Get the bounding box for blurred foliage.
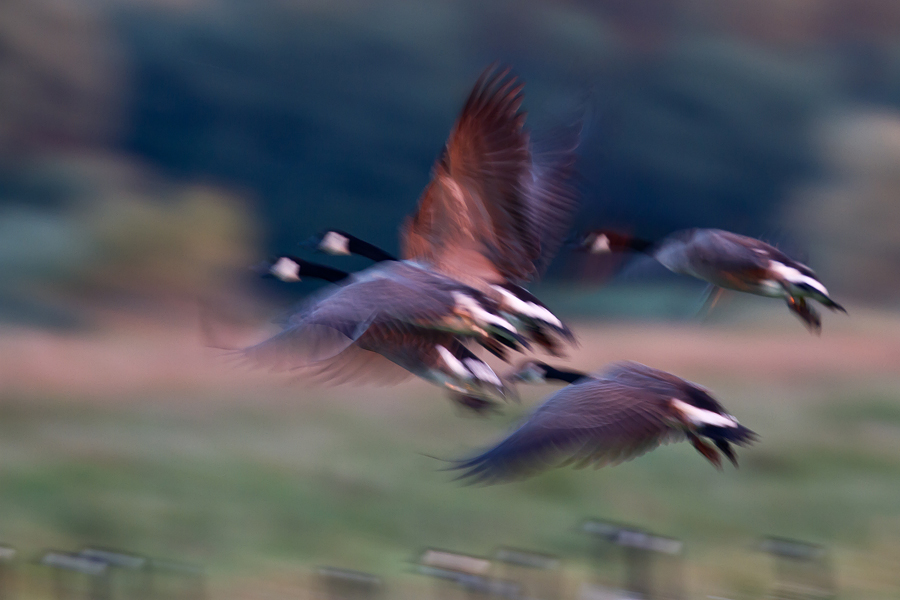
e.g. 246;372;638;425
786;111;900;302
86;179;256;297
2;0;900;296
0;0;125;158
588;38;827;237
1;366;900;598
105;0;900;267
0;155;257;301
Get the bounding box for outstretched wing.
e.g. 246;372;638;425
450;378;680;484
298;342;415;387
526;121;582;275
240;264;472;371
402;66;537;285
304;325;457;386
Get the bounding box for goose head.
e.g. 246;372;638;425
314;230;353;256
255;256;349;283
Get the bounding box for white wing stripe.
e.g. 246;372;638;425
671;399;737;428
769;261;829;295
436;345;471;379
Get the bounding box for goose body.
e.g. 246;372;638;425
452;360;757;484
582;228;845;332
314;230;574;356
255;256;514;410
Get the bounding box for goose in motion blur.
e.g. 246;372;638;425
242;65;578;406
400;66;581;290
309;66;582;355
579;228;845;333
451;360;757;484
252;255;517;412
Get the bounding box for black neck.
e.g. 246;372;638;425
345;235;397;263
586;230;657;254
287;256;350;283
543;365;588;384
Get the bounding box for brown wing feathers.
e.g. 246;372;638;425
402;66;540;284
451;362;756;483
451;379;678;484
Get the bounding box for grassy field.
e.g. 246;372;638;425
1;293;900;599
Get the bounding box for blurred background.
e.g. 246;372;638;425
2;0;900;598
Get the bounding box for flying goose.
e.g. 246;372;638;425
579;228;845;333
451;360;757;484
251;256;516;411
311;66;581;355
407;67;581;352
312;230;574;356
240;66;576;399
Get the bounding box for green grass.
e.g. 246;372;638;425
1;374;900;598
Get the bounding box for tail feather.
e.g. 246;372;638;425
692;422;757;469
698;423;758;447
820;295;847;313
688;434;722;469
713;439;739;468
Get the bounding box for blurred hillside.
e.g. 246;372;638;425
2;0;900;309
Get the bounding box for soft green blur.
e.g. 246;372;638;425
2;305;900;599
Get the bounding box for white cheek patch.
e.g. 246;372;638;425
320;231;351;256
769;261;829;296
464;358;502;387
271;257;301;281
590;234;611;254
491;286;563;328
671;399;737;428
436;345;471;379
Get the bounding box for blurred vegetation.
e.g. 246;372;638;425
1;349;900;599
0;0;124;158
786;111;900;302
2;0;900;299
0;155;257;308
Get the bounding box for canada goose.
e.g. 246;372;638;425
250;256;516;409
579;228;846;333
312;230;574;356
312;66;580;354
407;67;580;352
451;360;757;484
240;66;575;399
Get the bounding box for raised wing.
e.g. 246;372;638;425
525;122;582;275
401;66;538;285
